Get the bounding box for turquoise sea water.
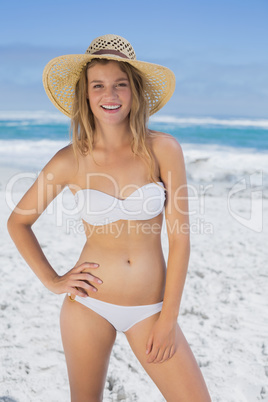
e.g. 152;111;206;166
0;112;267;195
151;124;268;151
1;112;268;151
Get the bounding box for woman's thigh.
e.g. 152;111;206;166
125;313;211;402
60;295;117;402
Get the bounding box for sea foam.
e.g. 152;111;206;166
150;115;268;129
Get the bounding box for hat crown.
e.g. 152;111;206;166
85;34;136;60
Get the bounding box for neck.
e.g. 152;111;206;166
93;120;133;152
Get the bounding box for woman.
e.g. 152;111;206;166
7;34;211;401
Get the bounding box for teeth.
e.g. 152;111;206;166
102;105;121;110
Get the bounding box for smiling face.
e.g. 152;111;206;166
87;60;132;127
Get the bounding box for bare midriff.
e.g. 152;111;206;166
74;212;166;306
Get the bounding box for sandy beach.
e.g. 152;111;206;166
0;165;267;402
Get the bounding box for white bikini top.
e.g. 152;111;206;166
74;181;166;226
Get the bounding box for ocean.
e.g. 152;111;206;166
0;111;267;197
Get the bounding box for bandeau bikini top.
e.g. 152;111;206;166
74;181;166;226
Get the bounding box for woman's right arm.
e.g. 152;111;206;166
7;145;101;297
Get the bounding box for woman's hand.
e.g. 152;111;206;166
48;262;102;297
146;316;178;364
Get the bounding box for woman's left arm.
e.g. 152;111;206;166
146;134;190;363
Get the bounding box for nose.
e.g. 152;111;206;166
104;85;118;99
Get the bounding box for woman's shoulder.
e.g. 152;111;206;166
148;131;186;187
148;130;183;159
42;143;78;180
46;143;75;167
53;143;76;161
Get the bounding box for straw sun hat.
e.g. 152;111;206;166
43;34;176;118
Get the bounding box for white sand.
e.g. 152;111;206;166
0;166;267;402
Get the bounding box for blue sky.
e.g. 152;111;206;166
0;0;267;118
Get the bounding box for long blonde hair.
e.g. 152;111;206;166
71;59;157;182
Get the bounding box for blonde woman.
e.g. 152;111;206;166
7;34;211;401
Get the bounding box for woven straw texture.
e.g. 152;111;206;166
85;34;136;59
43;34;176;118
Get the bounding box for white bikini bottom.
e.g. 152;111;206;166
69;294;163;333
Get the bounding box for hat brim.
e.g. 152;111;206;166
42;54;176;118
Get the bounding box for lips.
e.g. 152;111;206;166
101;104;122;110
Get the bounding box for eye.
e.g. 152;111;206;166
117;82;128;87
93;84;102;89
